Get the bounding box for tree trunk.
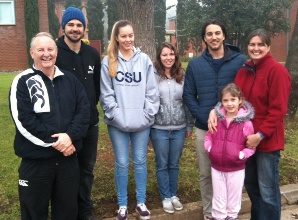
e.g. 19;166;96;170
285;11;298;118
118;0;156;61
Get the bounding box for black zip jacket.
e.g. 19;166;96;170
9;67;90;159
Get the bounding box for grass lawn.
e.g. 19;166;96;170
182;61;188;70
1;71;298;219
0;72;21;219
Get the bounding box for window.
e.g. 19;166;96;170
0;0;15;25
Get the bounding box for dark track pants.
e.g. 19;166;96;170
18;155;79;220
77;125;99;219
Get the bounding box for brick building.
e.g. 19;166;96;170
0;0;49;71
0;0;100;71
167;0;298;63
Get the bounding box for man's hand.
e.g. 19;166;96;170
52;133;72;152
208;109;217;132
62;144;76;157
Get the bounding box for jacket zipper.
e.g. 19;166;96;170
168;78;172;131
247;65;256;101
223;123;228;168
50;78;61;131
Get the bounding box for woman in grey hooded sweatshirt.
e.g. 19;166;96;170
99;20;159;220
151;42;194;214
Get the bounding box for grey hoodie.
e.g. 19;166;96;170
152;72;194;132
100;47;160;132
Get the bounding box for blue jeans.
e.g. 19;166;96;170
244;150;281;220
107;125;150;206
150;128;186;199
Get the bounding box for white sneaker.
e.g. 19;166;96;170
162;198;175;213
135;203;151;220
116;206;128;220
171;196;183;211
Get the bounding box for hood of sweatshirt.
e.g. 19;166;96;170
56;36;81;53
215;100;254;123
118;46;141;61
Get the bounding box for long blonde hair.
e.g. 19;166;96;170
107;20;133;77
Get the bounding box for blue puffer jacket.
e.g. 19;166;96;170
183;44;246;130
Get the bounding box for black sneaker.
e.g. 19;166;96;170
135;203;151;220
116;206;127;220
225;217;236;220
204;216;214;220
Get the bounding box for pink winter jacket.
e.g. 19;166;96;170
204;101;255;172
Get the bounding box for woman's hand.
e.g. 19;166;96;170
246;133;263;148
185;131;192;138
208;109;217;133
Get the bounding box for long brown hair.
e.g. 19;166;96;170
107;20;133;77
154;42;183;83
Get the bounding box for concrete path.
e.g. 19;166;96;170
103;183;298;220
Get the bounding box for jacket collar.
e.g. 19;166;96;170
56;35;86;54
244;52;272;69
203;43;241;61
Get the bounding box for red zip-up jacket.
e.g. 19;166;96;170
234;52;291;152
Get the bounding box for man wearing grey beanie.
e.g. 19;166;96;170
55;6;101;220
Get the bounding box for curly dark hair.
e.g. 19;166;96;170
201;19;227;44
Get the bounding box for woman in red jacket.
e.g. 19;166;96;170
234;29;291;220
209;29;291;220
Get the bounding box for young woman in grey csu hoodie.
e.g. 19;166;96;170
151;42;194;214
99;20;159;220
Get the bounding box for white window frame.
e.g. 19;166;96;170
0;0;16;25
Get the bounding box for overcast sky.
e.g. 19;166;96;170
166;0;177;28
166;0;177;16
166;0;177;7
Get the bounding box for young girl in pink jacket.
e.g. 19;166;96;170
204;83;255;220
